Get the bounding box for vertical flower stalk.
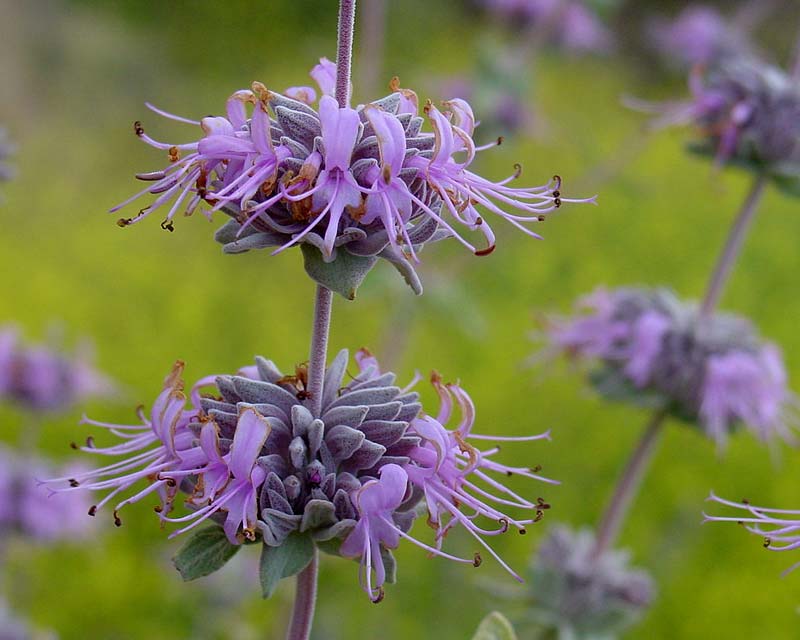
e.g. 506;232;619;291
592;174;769;557
288;3;357;638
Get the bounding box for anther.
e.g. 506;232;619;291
763;538;771;548
69;441;78;450
474;244;496;257
554;198;562;208
519;528;527;535
85;436;95;448
373;587;385;604
532;465;542;473
153;505;163;513
473;552;483;567
161;219;175;232
113;510;122;527
496;136;504;145
133;121;144;136
69;479;79;488
88;505;97;517
117;218;132;228
537;215;546;222
498;518;509;533
168;146;180;163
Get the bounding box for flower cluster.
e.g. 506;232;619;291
0;326;115;413
522;524;654;638
0;127;13;184
49;350;555;601
647;5;752;69
113;59;591;294
639;59;800;191
542;287;799;448
481;0;613;55
0;446;94;542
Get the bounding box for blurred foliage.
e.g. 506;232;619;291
1;0;800;639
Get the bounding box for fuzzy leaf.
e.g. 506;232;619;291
172;525;240;581
259;533;315;598
471;612;519;640
301;244;378;300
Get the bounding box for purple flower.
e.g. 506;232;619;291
57;349;556;600
521;524;654;637
0;446;95;542
543;287;799;448
705;492;800;574
647;5;751;69
633;58;800;185
0;325;116;413
481;0;613;54
112;61;592;294
404;374;557;581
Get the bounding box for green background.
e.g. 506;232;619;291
1;1;799;638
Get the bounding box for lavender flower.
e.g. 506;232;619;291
647;5;752;69
521;524;654;638
112;59;592;295
481;0;613;55
0;446;94;542
0;326;115;413
635;58;800;192
704;492;800;574
51;350;555;601
542;287;799;448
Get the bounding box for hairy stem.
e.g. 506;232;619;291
285;549;320;640
592;411;665;557
335;0;357;108
699;175;767;316
307;285;333;418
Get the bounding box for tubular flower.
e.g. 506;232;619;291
520;524;654;638
542;287;799;448
54;350;556;601
705;492;800;574
112;59;592;294
0;325;115;413
633;58;800;192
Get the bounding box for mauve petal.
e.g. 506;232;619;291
199;422;224;465
426;105;455;166
311;57;337;97
319;96;361;171
340;519;368;557
251;101;275;156
200;116;235;137
364;107;406;175
229;408;270;479
285;86;318;105
198;135;256;157
226;90;252;129
358;463;407;514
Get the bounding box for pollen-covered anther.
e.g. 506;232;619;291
133;121;144;136
473;552;483;567
116;218;132;228
250;81;272;103
168;146;180;163
763;538;772;548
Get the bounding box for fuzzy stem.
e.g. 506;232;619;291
286;549;320;640
699;175;767;316
307;285;333;418
335;0;357;108
592;411;665;557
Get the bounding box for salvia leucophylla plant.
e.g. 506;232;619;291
542;287;798;449
48;350;555;602
53;1;581;636
637;57;800;196
519;524;654;639
112;59;592;298
0;445;94;543
0;325;116;414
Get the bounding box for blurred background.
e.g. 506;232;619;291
1;0;800;638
